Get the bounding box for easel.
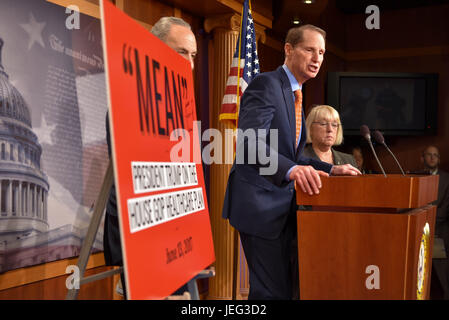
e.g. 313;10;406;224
65;159;215;300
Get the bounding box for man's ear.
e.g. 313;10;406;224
284;43;292;57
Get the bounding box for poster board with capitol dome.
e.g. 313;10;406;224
0;0;108;274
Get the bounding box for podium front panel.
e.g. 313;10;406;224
297;206;436;300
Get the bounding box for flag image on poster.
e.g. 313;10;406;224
220;0;260;128
100;1;214;299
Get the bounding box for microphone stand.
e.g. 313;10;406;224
381;143;405;176
367;139;387;177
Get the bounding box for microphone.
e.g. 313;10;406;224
373;130;405;176
360;125;386;177
360;124;371;141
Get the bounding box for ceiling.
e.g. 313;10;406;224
270;0;449;39
335;0;449;14
271;0;328;38
162;0;237;18
155;0;449;41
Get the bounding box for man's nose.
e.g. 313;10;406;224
181;54;195;70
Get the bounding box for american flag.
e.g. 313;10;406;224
219;0;259;128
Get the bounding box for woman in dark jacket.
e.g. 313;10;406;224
303;105;356;166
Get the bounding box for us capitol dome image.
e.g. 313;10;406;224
0;36;104;274
0;37;66;273
0;38;49;246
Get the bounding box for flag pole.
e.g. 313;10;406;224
231;0;248;301
234;4;245;130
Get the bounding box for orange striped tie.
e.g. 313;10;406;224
294;89;302;148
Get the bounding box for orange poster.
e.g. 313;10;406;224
100;0;215;299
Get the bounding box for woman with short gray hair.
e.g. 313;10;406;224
303;104;356;166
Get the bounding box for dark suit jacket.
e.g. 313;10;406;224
435;169;449;252
302;144;357;167
222;66;332;240
429;169;449;297
103;112;123;266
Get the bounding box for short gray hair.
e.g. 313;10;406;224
306;104;343;145
151;17;192;42
285;24;326;47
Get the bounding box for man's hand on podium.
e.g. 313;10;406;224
289;165;329;195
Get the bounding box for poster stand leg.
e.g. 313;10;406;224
187;267;215;300
166;267;215;300
66;160;114;300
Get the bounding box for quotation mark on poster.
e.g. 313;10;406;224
66;5;80;30
122;43;134;75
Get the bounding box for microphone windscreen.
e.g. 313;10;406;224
360;125;370;139
373;130;385;144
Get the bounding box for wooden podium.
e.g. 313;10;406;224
296;174;438;300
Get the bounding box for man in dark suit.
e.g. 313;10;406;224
422;145;449;299
103;16;197;298
222;24;360;300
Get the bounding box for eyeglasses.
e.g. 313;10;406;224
424;152;439;158
312;121;340;129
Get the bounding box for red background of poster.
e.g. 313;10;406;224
100;0;215;299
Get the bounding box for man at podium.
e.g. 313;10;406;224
222;24;360;300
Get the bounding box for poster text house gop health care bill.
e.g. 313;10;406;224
101;1;215;299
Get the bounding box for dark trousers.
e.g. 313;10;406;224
432;258;449;299
239;211;299;300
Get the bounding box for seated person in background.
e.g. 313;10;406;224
303;105;356;166
352;146;376;174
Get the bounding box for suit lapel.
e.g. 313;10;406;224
277;67;296;153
